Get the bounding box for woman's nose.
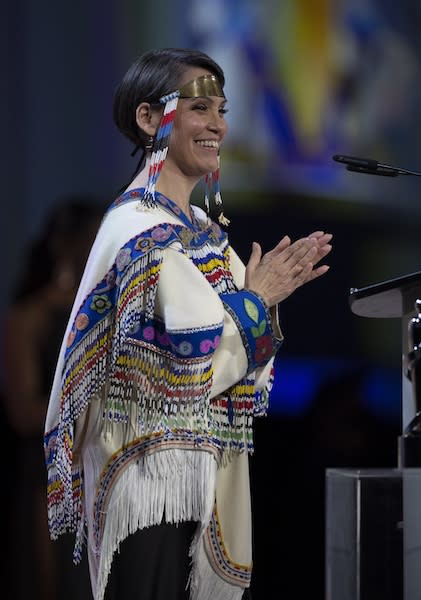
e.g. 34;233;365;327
207;111;226;134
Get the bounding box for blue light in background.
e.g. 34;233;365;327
362;368;402;423
269;355;401;424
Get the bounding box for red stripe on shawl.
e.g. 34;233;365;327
117;272;159;318
63;342;108;396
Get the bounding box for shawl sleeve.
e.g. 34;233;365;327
157;246;282;399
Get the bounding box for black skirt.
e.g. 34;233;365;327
104;521;196;600
104;521;252;600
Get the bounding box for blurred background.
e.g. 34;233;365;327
3;0;421;598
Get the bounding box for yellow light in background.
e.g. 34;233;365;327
274;0;333;155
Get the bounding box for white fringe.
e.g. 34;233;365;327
94;449;217;600
189;534;246;600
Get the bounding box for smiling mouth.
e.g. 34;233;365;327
195;140;219;149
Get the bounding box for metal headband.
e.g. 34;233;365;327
178;74;225;99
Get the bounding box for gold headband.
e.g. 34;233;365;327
178;74;225;99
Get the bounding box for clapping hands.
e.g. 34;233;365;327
245;231;333;307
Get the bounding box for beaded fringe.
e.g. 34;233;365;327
105;342;213;433
107;250;213;430
47;315;112;543
209;378;255;453
185;243;236;297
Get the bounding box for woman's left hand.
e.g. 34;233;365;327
304;231;333;283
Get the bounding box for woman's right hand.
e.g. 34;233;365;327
244;231;333;307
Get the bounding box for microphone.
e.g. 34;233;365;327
333;155;379;170
332;154;421;177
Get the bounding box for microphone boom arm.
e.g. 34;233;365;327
333;154;421;178
346;165;399;177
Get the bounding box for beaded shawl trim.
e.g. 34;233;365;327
44;190;278;554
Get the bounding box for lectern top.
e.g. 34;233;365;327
349;270;421;318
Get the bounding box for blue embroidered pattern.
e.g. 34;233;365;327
220;290;281;372
64;219;227;360
127;315;222;359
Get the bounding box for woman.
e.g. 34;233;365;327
44;48;332;600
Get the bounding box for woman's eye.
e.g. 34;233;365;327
191;103;228;115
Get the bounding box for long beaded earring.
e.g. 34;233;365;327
204;155;229;226
138;91;180;210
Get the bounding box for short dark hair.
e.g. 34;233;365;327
113;48;225;149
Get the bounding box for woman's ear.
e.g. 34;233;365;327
136;102;162;137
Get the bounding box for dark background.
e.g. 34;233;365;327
3;1;421;598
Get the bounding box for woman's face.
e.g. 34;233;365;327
164;66;228;180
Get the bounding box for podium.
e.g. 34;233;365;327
325;468;403;600
326;270;421;600
349;269;421;447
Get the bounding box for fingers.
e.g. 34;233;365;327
307;230;325;239
309;264;330;281
281;231;332;286
314;243;332;262
244;231;332;306
308;230;327;236
315;265;330;276
308;231;332;241
264;232;331;264
263;232;332;273
292;260;314;286
304;232;333;268
248;241;262;267
291;245;319;281
281;236;319;269
306;232;332;247
245;242;262;288
263;235;291;260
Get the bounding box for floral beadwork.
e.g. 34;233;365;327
151;226;174;242
176;341;194;356
142;326;155;341
90;294;112;314
244;297;259;323
220;290;281;372
244;296;268;339
255;336;274;362
135;237;154;252
66;330;76;348
64;219;227;360
126;316;223;359
116;248;132;271
75;313;89;331
200;336;221;354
